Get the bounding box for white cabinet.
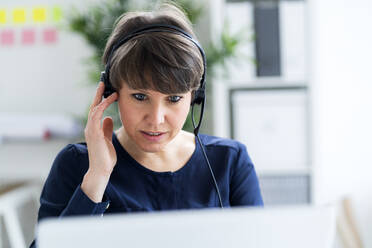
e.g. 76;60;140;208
231;87;309;173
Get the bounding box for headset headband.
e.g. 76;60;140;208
101;24;206;105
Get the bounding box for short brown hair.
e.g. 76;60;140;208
102;3;204;94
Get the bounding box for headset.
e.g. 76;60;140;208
100;24;223;208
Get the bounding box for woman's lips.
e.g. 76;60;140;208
141;131;166;142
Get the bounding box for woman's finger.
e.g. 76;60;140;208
89;92;118;128
93;92;118;118
85;92;116;138
102;117;114;140
89;82;105;112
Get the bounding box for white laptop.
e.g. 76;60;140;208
37;205;336;248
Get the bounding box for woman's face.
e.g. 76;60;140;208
117;82;192;153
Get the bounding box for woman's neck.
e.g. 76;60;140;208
115;127;195;172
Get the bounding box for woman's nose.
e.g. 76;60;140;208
145;103;165;125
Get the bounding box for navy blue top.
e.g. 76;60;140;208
30;133;263;247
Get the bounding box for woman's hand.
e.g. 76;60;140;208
81;82;118;203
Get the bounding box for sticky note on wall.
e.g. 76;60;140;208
0;9;6;24
1;30;15;45
52;6;62;22
13;8;26;24
33;7;46;23
43;28;57;44
22;29;35;45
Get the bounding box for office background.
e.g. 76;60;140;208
0;0;371;247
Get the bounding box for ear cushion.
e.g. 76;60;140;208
100;71;116;98
191;88;205;105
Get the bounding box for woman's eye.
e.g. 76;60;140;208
132;93;147;101
168;96;182;103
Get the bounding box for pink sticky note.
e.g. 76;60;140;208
43;28;57;44
1;30;15;45
21;29;35;45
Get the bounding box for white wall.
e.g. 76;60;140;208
309;0;372;245
0;0;99;117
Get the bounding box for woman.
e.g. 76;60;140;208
30;3;263;247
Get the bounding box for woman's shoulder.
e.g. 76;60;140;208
58;142;88;158
197;133;246;153
50;142;89;175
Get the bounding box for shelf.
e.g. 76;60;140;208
256;166;312;177
225;78;308;89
